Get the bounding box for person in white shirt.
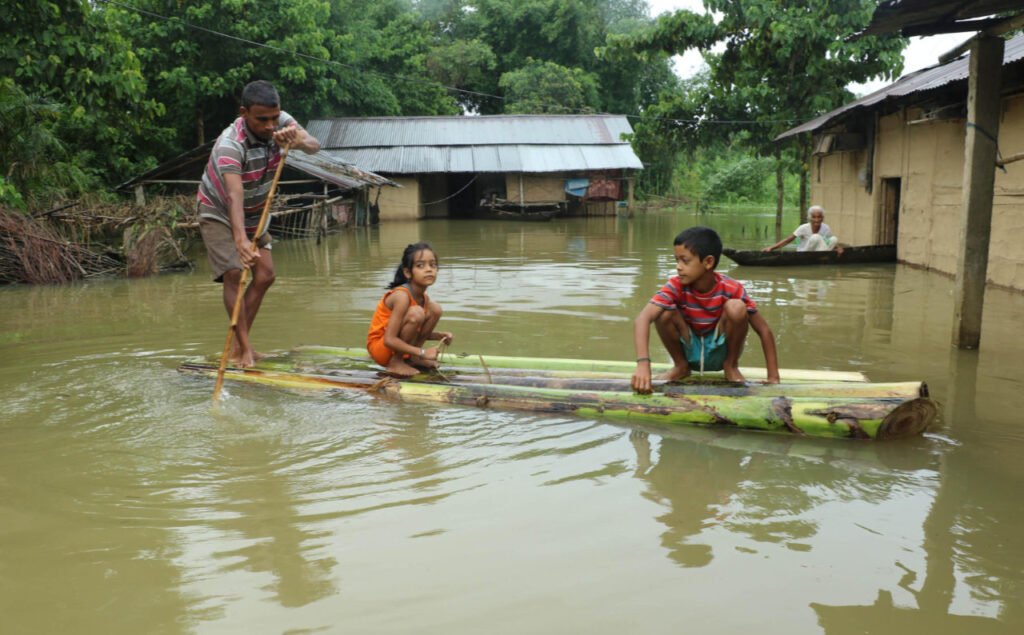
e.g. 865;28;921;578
763;206;843;253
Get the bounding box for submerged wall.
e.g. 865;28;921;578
377;176;422;220
504;174;566;203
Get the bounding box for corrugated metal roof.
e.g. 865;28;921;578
307;114;635;149
323;144;643;174
777;32;1024;140
861;0;1023;37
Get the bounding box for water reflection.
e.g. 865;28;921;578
628;422;939;570
204;424;339;609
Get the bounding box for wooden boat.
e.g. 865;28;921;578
179;346;936;441
722;244;896;266
476;199;563;221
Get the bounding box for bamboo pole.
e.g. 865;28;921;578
212;143;291;402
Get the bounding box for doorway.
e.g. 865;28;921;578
879;177;900;244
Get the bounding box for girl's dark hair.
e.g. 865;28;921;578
673;226;722;268
387;242;436;289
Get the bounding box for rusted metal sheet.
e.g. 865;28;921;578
116;141;392;192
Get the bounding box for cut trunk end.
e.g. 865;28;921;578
875;398;937;440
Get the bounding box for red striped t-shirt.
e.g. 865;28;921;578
649;272;757;336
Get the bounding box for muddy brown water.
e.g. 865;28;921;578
2;210;1022;633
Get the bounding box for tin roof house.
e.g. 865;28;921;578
305;114;644;220
776;31;1024;293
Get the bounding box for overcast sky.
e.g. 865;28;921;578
644;0;971;95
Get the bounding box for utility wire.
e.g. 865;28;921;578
95;0;804;127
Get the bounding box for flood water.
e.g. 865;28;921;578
2;209;1023;633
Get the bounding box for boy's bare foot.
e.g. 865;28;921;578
385;358;420;377
656;365;691;382
723;365;745;383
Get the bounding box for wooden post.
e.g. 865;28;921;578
134;184;146;207
952;36;1003;349
626;174;634;216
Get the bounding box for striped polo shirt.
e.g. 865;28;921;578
650;272;758;336
196;112;297;231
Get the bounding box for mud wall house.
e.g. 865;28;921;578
304;115;644;220
117;143;394;237
777;32;1024;292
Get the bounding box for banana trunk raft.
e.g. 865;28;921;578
179;346;936;441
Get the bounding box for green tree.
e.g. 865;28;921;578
0;0;167;204
434;0;675;115
605;0;905;226
0;80;89;209
499;59;599;114
425;39;498;113
106;0;456;151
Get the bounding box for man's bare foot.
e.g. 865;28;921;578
230;351;256;369
228;345;258;368
385;358;420;377
412;357;440;369
252;350;269;361
723;365;745;383
656;365;690;382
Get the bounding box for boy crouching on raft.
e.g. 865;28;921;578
632;226;779;392
367;242;453;377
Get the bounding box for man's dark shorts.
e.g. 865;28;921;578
199;218;272;283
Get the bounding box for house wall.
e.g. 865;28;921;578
812;147;874;244
810;93;1024;292
505;174;567;203
377;176;423;220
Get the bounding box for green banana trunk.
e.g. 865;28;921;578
369;379;933;441
178;362;935;440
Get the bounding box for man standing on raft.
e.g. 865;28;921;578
197;80;320;367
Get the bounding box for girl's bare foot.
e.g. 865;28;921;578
385;357;420;377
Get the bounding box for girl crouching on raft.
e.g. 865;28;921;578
367;242;453;376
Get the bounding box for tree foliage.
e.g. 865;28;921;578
424;0;675;114
605;0;906;207
499;59;599;114
0;0;168;203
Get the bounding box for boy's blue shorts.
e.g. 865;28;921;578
681;328;729;372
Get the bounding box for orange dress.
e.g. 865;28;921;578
366;285;429;366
